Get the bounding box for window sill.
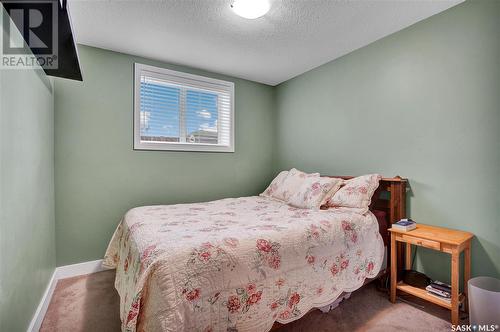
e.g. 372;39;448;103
134;141;234;153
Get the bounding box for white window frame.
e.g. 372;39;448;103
134;63;235;152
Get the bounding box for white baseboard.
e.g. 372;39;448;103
55;259;111;280
27;270;57;332
27;259;112;332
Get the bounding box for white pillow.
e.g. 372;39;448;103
288;176;343;209
260;171;289;199
326;174;382;214
273;168;319;201
260;169;319;201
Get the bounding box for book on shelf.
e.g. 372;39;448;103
426;290;451;303
426;285;451;298
392;219;416;231
429;280;451;293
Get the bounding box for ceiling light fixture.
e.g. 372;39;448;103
231;0;270;19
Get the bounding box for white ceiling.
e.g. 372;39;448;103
68;0;463;86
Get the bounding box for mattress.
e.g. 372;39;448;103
103;196;384;332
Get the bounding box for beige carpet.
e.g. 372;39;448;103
40;270;464;332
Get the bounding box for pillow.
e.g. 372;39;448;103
262;168;319;201
320;177;345;206
260;170;289;199
326;174;382;214
288;176;343;209
275;168;320;201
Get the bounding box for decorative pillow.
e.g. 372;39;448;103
288;176;343;209
272;168;319;201
320;177;345;206
260;171;289;199
326;174;382;214
278;168;320;201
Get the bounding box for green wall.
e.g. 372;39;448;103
54;45;275;265
0;10;56;331
274;0;500;281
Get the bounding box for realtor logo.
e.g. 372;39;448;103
1;0;58;69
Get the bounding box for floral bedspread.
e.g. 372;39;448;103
103;196;384;332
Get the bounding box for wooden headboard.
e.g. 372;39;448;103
326;175;408;224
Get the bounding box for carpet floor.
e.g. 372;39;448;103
40;270;464;331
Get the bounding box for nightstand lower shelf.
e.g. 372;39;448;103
396;282;465;310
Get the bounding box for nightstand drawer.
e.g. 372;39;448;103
401;234;441;250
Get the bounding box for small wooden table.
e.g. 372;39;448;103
389;224;473;325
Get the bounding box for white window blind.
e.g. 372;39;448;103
134;63;234;152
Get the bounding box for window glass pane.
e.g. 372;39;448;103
140;82;180;142
185;90;218;144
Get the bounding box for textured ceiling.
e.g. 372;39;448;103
68;0;463;86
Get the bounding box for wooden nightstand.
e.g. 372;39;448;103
389;224;473;325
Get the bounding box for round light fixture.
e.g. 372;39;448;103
231;0;270;19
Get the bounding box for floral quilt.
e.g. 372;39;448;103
103;196;384;332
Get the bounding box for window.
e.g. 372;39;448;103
134;63;234;152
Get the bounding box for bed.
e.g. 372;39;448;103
103;176;406;332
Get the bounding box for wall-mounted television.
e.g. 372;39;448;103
1;0;82;81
